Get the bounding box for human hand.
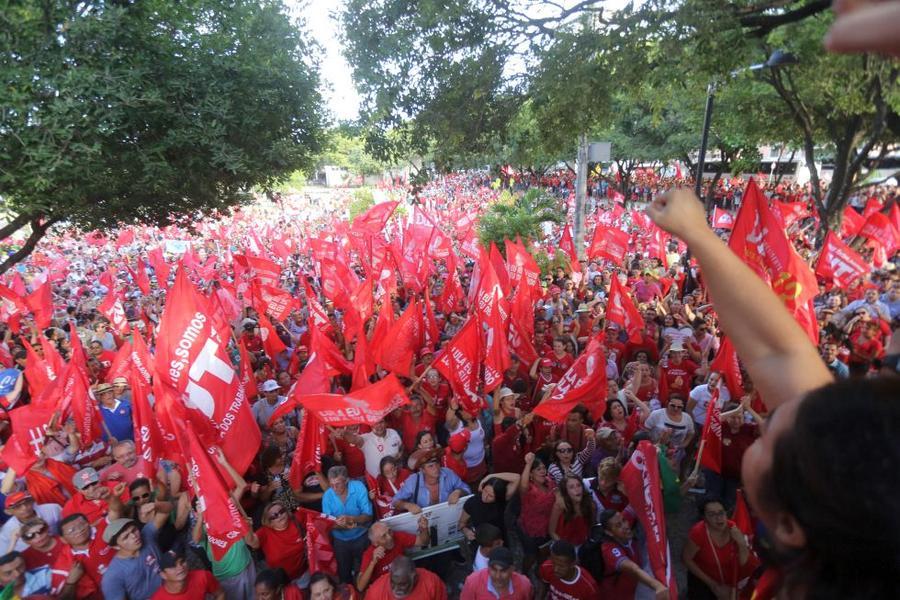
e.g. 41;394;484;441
138;502;156;522
464;528;476;541
585;427;595;440
646;189;709;242
373;545;387;561
66;561;85;584
113;482;127;497
524;452;535;465
406;504;422;515
653;585;669;600
825;0;900;56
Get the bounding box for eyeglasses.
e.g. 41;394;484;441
268;508;286;519
557;448;573;454
669;404;684;410
62;523;89;537
82;481;99;490
134;492;151;501
23;525;48;540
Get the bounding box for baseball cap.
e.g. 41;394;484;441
102;518;135;545
73;467;100;490
448;429;471;454
260;379;280;392
5;491;32;508
488;546;514;569
159;548;186;570
540;358;553;368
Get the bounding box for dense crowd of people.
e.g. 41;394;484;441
0;169;895;600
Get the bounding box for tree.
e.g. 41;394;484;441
316;124;392;179
0;0;326;273
477;188;564;250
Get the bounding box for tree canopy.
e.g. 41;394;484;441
0;0;326;272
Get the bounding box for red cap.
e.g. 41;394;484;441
420;348;434;358
448;429;471;453
540;358;553;367
5;491;32;508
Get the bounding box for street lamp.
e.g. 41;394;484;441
693;50;799;211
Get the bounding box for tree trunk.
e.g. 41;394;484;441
0;217;60;276
573;133;589;261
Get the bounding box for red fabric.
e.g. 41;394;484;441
722;424;759;480
50;523;112;597
600;540;640;600
553;512;589;546
688;521;759;586
559;224;581;274
711;208;735;230
433;317;485;414
23;537;66;569
351;201;399;238
533;337;606;423
150;570;221;600
296;374;411;426
360;531;417;581
288;411;328;489
588;225;629;265
25;281;54;329
366;567;447;600
297;509;338;577
709;336;744;400
62;485;115;523
815;231;869;287
859;212;899;253
539;562;601;599
733;489;754;540
660;358;698;405
374;299;421;378
606;277;645;343
699;388;722;474
99;292;130;336
22;339;54;399
256;521;307;579
474;253;511;393
621;441;676;599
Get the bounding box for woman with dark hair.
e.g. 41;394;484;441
305;571;359;600
648;188;900;598
597;509;670;599
600;395;648;447
253;568;302;600
548;475;594;548
369;456;411;518
252;445;300;511
458;473;520;543
683;498;757;600
547;429;596;484
518;452;555;573
250;501;307;584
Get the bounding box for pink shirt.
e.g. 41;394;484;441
99;457;155;484
460;567;533;600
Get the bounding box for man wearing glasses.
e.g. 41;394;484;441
53;512;116;598
0;491;62;553
62;468;126;525
642;393;695;471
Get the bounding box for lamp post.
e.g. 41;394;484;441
694;50;799;212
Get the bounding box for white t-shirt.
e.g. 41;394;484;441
644;408;695;448
450;422;485;468
473;548;490;572
0;503;63;552
689;384;731;426
360;429;403;477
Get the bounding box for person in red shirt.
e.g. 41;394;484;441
249;501;307;582
544;338;575;380
62;467;126;525
413;348;435;377
539;539;600;599
364;556;446;600
397;397;438;454
659;341;699;406
683;499;757;599
416;369;451;423
847;320;884;375
19;517;66;570
598;509;669;599
331;426;367;479
443;431;469;481
151;549;224;600
491;414;533;475
604;326;627;372
255;568;307;600
526;358;556;413
356;519;428;592
53;513;114;598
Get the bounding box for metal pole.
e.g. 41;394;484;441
695;82;716;214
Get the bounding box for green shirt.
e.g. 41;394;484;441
202;534;251;579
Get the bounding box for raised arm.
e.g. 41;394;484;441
647;189;832;410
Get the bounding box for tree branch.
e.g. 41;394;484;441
740;0;831;36
0;217;61;277
0;213;36;242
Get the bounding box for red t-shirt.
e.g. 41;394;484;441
721;424;759;480
398;412;438;454
62;485;117;524
687;521;759;586
333;438;367;479
360;531;417;581
365;567;446;600
256;521;307;579
539;562;601;600
661;358;698;403
600;540;640;600
23;538;66;569
544;351;575;380
51;521;113;598
150;570;221;599
442;450;467;481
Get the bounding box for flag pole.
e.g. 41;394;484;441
691;439;706;480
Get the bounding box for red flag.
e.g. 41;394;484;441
105;342;133;384
733;489;754;540
155;269;260;474
489;243;511;296
56;360;104;448
147;247;171;287
709;336;743;400
1;403;56;474
621;441;677;599
134;260;151;295
0;284;26;332
234;254;281;286
99;292;130;336
269;351;335;426
297;509;338;577
288;412;328;489
257;312;287;361
588;225;630;265
251;283;295;322
130;330;155;386
179;421;250;560
25;281;53;329
373;299;420;378
559;224;582;273
21;339;55;399
699;388;722;474
238;341;259;402
439;251;464;314
711;207;735;230
351;201;398;237
862;196;884;219
858;211;899;253
433;317;485;414
728;179;818;344
815;231;869;287
296;373;411;426
129;363;164;469
508;309;539;368
505;238;541;299
474;253;510;393
839;207;865;239
606;277;645;344
533;337;607;422
423;290;440;349
302;279;333;334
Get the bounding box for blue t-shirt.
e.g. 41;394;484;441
101;399;134;442
101;521;162;600
321;480;372;541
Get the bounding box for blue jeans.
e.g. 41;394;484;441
702;468;739;511
332;533;369;584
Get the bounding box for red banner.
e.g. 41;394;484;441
588;225;630;265
711;207;735;230
699;389;722;474
288;412;327;489
533;337;607;422
373;299;420;378
433;317;484;414
296;373;411;426
99;292;130;336
621;441;677;599
815;231;869;287
0;404;56;474
606;277;645;343
129;363;164;469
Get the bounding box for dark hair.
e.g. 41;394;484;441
549;539;577;561
500;416;517;432
598;508;619;533
260;445;283;471
603;398;627;422
697;497;725;520
759;377;900;599
129;478;151;494
0;551;22;566
475;523;502;547
558;476;594;524
59;513;88;529
414;430;434;450
379;455;400;475
255;568;288;591
308;571;338;591
481;477;508;504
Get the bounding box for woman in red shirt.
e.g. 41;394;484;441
548;476;594;547
683;498;757;599
371;456;411;518
249;501;307;582
517;453;555;574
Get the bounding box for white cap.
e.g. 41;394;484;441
260;379;280;392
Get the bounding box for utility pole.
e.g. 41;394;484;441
573;133;589;260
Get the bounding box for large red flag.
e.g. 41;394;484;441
606;277;645;343
588;225;630;265
728;179;818;344
373;299;420;378
621;441;677;599
698;388;722;474
433;317;485;414
130;330;155;386
296;373;410;426
0;403;56;474
858;211;899;254
268;350;335;426
351;201;398;238
0;284;27;332
129;363;164;469
709;336;743;400
134;260;152;295
815;231;869;287
505;237;541;300
288;412;328;489
533;337;607;422
56;361;104;448
474;253;510;393
256;311;287;362
147;247;171;287
21;339;54;399
155;269;260;474
105;342;133;384
99;291;130;336
297;509;338;577
559;224;582;275
237;341;259;403
251;283;295;322
25;281;53;329
711;207;735;230
179;422;250;560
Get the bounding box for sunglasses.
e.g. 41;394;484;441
82;481;99;490
557;448;574;454
134;492;151;501
669;404;685;410
268;508;286;519
23;525;48;540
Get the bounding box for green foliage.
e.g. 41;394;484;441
272;170;308;193
348;187;376;220
533;249;571;278
317;125;391;177
0;0;325;270
477;188;563;251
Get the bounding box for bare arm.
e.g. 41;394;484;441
647;190;833;409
